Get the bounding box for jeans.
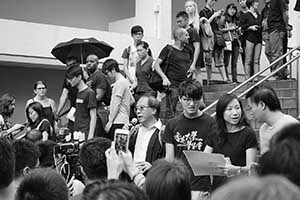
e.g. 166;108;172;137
160;86;180;124
263;32;272;63
245;40;262;79
269;30;288;79
224;41;239;82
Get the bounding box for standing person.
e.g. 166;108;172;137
122;25;147;84
129;94;164;174
261;0;272;63
102;59;132;140
267;0;290;80
176;11;202;85
153;27;193;122
25;102;53;142
85;54;111;136
56;56;80;133
132;41;156;101
25;81;56;129
246;85;299;154
237;0;250;70
200;0;230;84
66;66;97;141
220;4;241;83
185;0;204;83
240;0;262;80
204;94;258;190
163;79;217;195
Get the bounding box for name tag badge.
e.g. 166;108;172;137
76;99;84;103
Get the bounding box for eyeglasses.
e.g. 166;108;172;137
135;105;151;112
36;87;46;90
181;97;200;104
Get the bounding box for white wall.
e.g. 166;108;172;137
109;0;172;39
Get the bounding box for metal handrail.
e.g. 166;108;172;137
202;43;300;114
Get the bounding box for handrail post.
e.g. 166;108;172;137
297;56;300;118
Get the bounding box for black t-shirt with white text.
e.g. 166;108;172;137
163;113;217;191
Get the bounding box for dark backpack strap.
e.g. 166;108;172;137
163;45;173;74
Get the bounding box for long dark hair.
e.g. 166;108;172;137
224;3;238;24
26;102;45;128
0;93;15;119
215;94;249;145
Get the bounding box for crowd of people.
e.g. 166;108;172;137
0;0;299;199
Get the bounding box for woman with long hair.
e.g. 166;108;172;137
240;0;262;80
204;94;258;190
220;3;241;83
25;102;53;142
185;0;200;32
0;93;15;131
26;81;56;128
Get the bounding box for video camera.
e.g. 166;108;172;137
54;141;83;182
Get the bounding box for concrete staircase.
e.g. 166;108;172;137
202;80;298;130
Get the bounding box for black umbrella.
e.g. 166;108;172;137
51;37;114;64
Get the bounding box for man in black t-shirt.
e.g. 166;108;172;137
86;54;111;137
153;27;193;122
56;57;80;132
268;0;290;80
163;79;217;194
176;11;202;85
66;66;97;140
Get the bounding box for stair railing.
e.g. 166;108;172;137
202;43;300;115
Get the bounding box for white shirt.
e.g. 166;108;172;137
259;114;299;154
133;120;162;162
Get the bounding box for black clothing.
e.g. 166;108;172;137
163;113;217;191
240;12;262;44
268;0;288;33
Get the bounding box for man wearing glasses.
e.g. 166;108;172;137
163;79;217;196
129;94;164;174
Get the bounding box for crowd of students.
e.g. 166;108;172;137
0;0;299;199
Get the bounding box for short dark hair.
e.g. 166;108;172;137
215;94;249;145
79;137;112;180
145;159;191;200
176;11;189;19
66;66;83;79
259;123;300;187
65;56;80;64
131;25;144;35
246;0;258;8
82;179;149;200
102;59;120;73
0;93;15;118
139;93;160;119
179;79;203;99
13;140;40;178
245;85;281;111
0;138;15;189
16;168;68;200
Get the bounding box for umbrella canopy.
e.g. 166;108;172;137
51;37;114;64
